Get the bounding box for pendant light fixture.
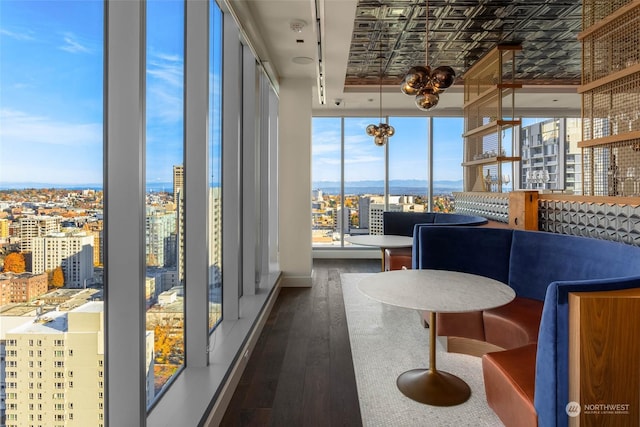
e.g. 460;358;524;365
366;31;395;146
400;0;455;110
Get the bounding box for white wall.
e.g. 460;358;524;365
278;77;312;287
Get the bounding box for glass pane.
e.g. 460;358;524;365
519;117;583;194
433;118;463;212
344;118;385;239
0;0;105;425
312;118;342;246
145;0;184;405
208;1;222;330
388;117;428;211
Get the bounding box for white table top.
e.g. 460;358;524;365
346;234;413;248
357;269;515;313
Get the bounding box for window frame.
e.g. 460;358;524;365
105;1;280;425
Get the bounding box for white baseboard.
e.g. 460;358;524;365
280;274;313;287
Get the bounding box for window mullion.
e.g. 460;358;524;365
105;0;147;425
184;0;209;369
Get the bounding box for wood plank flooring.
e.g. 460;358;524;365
220;259;380;427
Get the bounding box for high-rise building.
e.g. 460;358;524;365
31;232;94;288
332;207;350;234
173;165;185;283
519;118;583;194
146;208;177;268
172;165;184;206
19;216;62;252
0;218;10;239
357;196;371;230
83;221;104;267
4;303;105;426
209;187;222;287
3;302;155;425
369;199;426;235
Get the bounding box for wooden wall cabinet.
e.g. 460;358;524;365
508;190;538;230
462;45;522;193
569;288;640;426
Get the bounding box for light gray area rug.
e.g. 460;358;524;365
341;273;504;427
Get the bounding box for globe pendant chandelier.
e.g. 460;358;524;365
399;0;455;110
366;43;395;146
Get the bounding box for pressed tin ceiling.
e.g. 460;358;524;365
345;0;583;87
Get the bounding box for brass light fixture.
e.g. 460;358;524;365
400;0;455;110
366;36;395;146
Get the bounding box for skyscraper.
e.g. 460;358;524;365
19;216;62;253
172;165;184;206
173;165;185;283
31;232;94;288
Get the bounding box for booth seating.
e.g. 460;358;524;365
412;226;640;427
381;211;487;270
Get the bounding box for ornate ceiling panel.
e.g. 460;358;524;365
345;0;582;87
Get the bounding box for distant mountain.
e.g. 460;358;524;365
0;182;103;191
313;179;464;195
312;179;463;189
1;181;221;192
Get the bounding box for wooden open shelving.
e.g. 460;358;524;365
580;1;640;196
462;45;522;192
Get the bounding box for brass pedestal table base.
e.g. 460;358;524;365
397;367;471;406
397;311;471;406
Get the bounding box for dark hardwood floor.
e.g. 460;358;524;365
220;258;380;427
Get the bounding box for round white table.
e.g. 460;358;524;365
357;269;515;406
346;234;413;271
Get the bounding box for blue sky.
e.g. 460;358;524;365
1;0;464;187
0;0;104;185
312;116;464;183
0;0;224;188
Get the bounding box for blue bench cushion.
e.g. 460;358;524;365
509;231;640;301
414;226;513;284
383;211;436;236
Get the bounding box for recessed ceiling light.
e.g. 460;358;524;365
292;56;313;65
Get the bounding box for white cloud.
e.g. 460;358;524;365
0;108;102;147
148;53;183;88
59;32;91;54
147;52;185;124
345;154;383;165
0;27;36;41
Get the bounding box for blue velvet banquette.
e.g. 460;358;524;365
411;226;640;427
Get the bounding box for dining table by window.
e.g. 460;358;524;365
357;269;515;406
345;234;413;271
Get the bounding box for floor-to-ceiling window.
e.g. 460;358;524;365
0;1;104;425
433;117;464;211
344;118;385;239
312;118;343;246
312;116;465;248
2;1;279;425
145;0;185;403
208;0;223;331
388;117;429;210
